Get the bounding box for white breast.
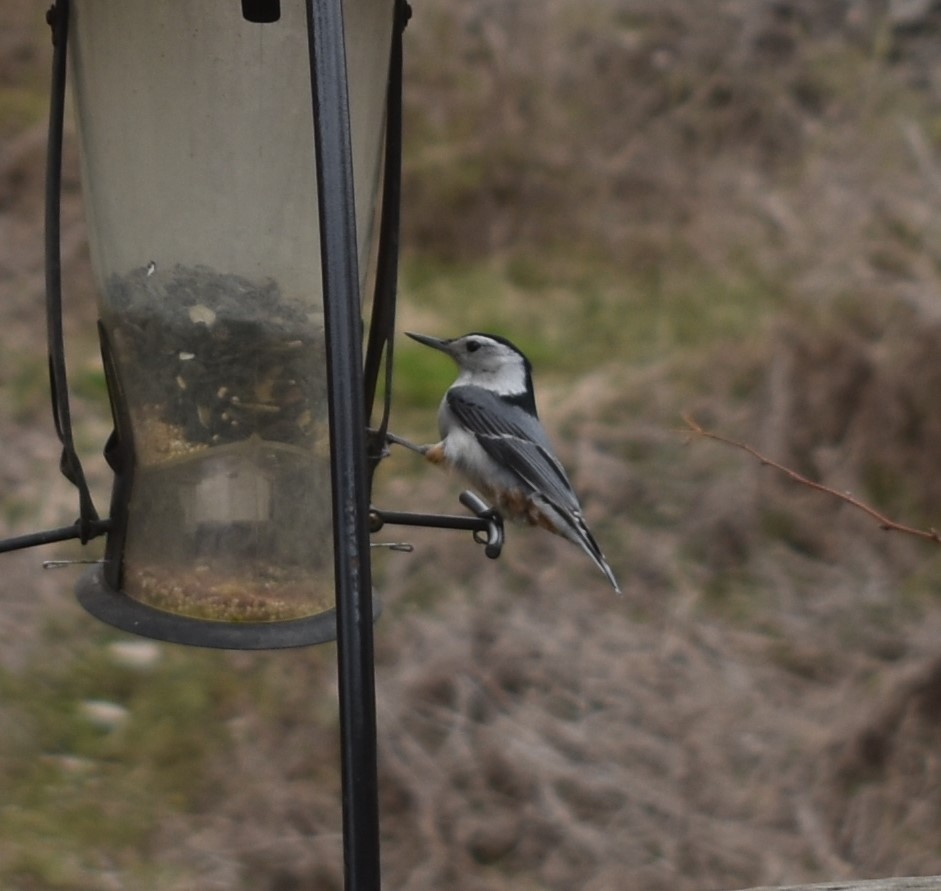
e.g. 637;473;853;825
437;400;519;494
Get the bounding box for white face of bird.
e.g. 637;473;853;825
406;332;531;396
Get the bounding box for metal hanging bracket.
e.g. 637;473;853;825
369;490;505;559
0;1;111;556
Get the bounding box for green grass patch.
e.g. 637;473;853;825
0;86;47;138
0;618;338;887
71;365;109;404
397;245;785;390
6;354;50;423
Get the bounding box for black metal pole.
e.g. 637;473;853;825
304;2;381;890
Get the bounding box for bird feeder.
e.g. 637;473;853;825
75;0;397;648
0;0;503;653
0;0;396;649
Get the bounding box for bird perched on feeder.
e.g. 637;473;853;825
390;331;620;593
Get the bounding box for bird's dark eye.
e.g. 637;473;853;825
466;340;481;353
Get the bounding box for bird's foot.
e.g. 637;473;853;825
385;431;430;456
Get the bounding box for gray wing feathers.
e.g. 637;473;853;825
446;387;580;512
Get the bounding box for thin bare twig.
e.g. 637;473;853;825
682;414;941;546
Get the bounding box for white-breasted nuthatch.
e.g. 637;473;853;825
393;331;621;593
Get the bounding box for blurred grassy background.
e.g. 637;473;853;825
6;1;941;889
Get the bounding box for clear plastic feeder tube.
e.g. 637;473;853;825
70;0;392;622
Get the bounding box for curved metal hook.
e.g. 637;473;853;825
458;491;504;559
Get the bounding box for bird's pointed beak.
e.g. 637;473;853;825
405;331;452;354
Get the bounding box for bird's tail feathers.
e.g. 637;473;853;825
557;508;621;595
580;531;621;595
